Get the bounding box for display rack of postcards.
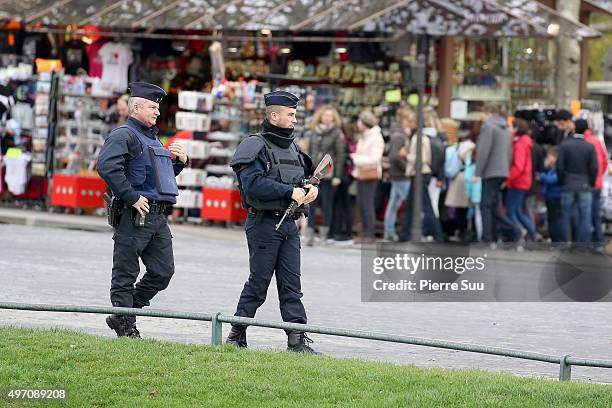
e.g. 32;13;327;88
173;91;213;222
200;129;247;224
49;74;110;211
53;74;110;174
174;86;259;224
32;72;52;179
205;83;264;223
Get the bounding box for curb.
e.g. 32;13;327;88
0;210;111;233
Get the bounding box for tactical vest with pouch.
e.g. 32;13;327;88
241;134;307;213
119;123;179;204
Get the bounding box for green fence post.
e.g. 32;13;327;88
559;355;572;381
211;312;222;346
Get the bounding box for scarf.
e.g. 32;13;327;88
261;119;295;148
314;123;335;135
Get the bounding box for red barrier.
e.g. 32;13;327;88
50;174;106;209
200;188;246;222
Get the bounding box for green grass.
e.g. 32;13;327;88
0;327;610;407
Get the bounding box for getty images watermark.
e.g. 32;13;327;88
361;242;612;302
372;253;487;292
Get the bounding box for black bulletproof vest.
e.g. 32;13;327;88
245;134;306;213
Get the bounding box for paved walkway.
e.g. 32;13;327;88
1;207;611;383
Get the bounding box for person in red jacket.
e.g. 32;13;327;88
505;118;536;241
584;126;609;246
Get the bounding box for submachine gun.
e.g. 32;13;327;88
275;153;334;230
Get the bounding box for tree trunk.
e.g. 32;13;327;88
555;0;581;108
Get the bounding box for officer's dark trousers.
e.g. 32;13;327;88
110;210;175;313
234;213;307;326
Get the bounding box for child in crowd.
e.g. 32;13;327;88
540;147;562;243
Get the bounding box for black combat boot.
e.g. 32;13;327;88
287;332;320;354
106;315;128;337
106;315;141;339
124;316;141;339
125;324;142;339
226;325;247;348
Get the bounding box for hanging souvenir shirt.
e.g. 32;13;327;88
98;42;133;92
4;149;31;195
11;103;33;132
87;39;106;78
60;40;89;75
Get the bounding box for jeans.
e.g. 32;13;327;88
375;182;391;221
399;174;443;242
560;190;592;244
525;193;538;233
545;197;563;242
592;189;604;245
330;178;354;240
357;180;378;238
383;180;411;237
505;188;536;239
481;177;519;243
474;205;483;241
455;207;468;237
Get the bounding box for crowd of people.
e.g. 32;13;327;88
298;102;611;251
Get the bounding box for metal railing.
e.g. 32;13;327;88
1;301;611;382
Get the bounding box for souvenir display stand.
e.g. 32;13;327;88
47;72;110;211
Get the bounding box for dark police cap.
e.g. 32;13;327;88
127;82;166;103
555;109;573;121
264;90;299;108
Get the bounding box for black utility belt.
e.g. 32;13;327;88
125;200;172;214
249;209;302;220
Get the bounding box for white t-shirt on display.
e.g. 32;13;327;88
5;153;31;195
98;42;133;93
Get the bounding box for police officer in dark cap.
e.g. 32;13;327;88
226;90;320;353
97;82;189;338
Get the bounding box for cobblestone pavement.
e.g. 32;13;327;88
1;223;611;383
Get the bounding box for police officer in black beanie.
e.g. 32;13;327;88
97;82;188;338
226;90;320;353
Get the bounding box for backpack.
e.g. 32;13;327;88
444;144;462;178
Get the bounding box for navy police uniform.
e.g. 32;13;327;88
96;82;187;337
226;90;319;353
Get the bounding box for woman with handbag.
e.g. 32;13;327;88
304;105;346;245
350;110;384;244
